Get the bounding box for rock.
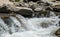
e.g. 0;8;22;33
33;5;50;17
52;3;60;12
53;8;60;12
0;3;15;13
29;1;39;10
24;3;29;7
33;7;43;17
14;7;34;17
42;0;56;3
13;2;29;7
34;7;43;11
0;6;8;13
0;2;33;17
45;1;60;12
54;12;60;15
10;0;23;2
0;0;9;7
26;0;40;2
55;28;60;37
0;13;9;17
0;0;15;13
51;1;60;6
5;3;16;12
0;13;16;18
0;0;14;7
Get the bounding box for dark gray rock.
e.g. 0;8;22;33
14;7;34;17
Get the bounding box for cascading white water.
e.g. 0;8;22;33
15;15;29;30
0;18;9;36
0;14;60;37
8;16;26;33
0;18;9;32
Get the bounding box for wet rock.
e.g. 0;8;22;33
0;0;15;13
0;2;33;17
54;12;60;16
14;7;34;17
53;8;60;12
55;28;60;37
14;2;29;7
5;3;16;12
33;7;43;17
29;1;39;10
0;13;9;17
34;7;43;11
0;6;9;13
33;6;50;17
49;1;60;12
9;0;23;2
53;5;60;12
26;0;40;2
42;0;56;3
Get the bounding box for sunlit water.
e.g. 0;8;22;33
0;14;60;37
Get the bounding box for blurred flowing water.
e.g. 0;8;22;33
0;13;60;37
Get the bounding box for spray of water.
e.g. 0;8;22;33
0;14;60;37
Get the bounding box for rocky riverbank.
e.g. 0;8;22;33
0;0;60;18
0;0;60;37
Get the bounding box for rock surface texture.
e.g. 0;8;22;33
0;0;60;17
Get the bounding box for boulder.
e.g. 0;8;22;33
25;0;40;2
52;2;60;12
54;12;60;15
29;1;39;10
0;4;15;13
14;7;34;17
0;0;15;13
0;2;33;17
55;28;60;37
0;0;9;7
34;7;43;11
13;2;29;7
9;0;23;2
0;0;14;7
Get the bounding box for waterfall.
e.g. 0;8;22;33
8;16;25;33
10;26;59;37
15;15;29;30
0;14;60;37
8;16;20;33
0;18;9;36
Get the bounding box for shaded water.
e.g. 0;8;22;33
0;14;60;37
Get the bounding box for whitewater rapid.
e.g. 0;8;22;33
0;15;60;37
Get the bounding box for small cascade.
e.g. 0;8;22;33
0;18;9;35
0;0;60;37
2;26;59;37
0;14;60;37
9;16;21;32
8;16;25;33
27;18;59;30
15;15;30;30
